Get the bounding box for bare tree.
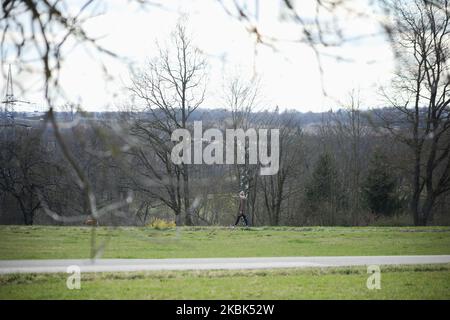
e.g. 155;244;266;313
222;75;261;224
129;21;207;225
331;90;368;225
378;0;450;225
0;125;47;225
260;111;304;226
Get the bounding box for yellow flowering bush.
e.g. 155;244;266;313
147;218;176;230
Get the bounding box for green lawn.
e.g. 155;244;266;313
1;264;449;299
1;226;450;300
1;226;450;260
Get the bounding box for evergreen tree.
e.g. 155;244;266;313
305;152;340;224
363;150;399;216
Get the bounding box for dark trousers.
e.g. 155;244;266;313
234;213;249;226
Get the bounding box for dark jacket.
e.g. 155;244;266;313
239;197;246;214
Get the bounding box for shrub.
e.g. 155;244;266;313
147;218;176;230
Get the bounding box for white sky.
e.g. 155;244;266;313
1;0;395;113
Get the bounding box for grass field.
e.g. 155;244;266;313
1;225;450;299
1;225;450;260
1;264;449;299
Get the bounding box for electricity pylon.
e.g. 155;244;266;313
1;64;31;139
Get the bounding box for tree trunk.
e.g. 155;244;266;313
17;199;33;225
419;193;435;226
183;164;193;226
412;144;422;226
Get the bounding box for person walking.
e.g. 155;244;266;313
233;191;249;227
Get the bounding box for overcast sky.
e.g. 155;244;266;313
2;0;395;113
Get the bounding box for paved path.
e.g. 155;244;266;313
1;255;449;274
